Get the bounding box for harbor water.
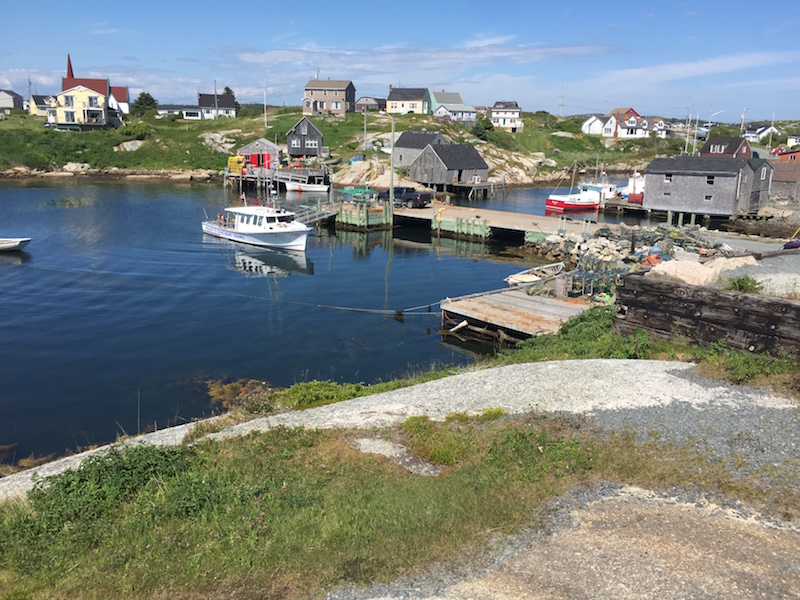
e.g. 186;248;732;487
0;181;647;463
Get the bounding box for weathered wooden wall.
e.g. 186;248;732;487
614;272;800;353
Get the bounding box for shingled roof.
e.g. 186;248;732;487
387;87;428;101
647;156;770;175
429;144;488;170
395;130;445;149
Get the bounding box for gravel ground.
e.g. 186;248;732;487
2;359;799;598
723;251;800;298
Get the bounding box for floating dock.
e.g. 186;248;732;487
396;201;601;242
441;286;592;343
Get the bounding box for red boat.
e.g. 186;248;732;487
545;192;600;212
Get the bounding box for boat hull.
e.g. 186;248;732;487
284;181;329;193
201;221;309;251
0;238;31;252
545;196;599;212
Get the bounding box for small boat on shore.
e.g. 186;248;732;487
201;204;310;251
284;180;329;193
0;238;31;252
504;262;564;287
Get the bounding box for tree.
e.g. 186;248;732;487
472;114;494;141
131;92;157;117
223;86;241;113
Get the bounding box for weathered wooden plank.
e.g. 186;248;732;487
614;272;800;352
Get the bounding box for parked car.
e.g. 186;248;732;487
377;187;432;208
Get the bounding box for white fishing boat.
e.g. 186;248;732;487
284;180;329;193
201;204;311;251
504;262;564;287
0;238;30;252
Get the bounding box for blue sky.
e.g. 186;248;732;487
2;0;799;122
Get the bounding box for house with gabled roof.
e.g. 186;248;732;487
602;111;666;139
408;143;489;186
303;79;355;118
644;156;773;216
430;91;463;113
28;94;54;117
433;104;477;126
238;138;282;170
47;54;129;129
386;86;431;115
355;96;386;112
699;136;753;159
0;90;24;110
581;115;605;135
286;117;324;158
771;162;800;200
393;130;446;168
743;125;781;143
488;101;523;132
198;93;236;119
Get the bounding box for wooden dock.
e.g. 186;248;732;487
441;286;592;343
396;200;602;240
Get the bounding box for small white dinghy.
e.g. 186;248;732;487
0;238;31;252
504;262;564;287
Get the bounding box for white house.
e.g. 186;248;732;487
488;100;523;132
433;103;477;125
0;90;24;110
788;135;800;148
580;115;605;135
601;112;667;139
743;125;781;143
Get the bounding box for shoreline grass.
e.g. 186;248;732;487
1;307;799;598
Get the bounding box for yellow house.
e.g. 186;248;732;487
52;85;109;129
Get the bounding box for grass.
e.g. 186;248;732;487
1;307;799;598
0;108;693;175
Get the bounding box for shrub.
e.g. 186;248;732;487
724;275;763;294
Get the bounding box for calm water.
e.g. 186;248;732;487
0;181;654;462
0;182;545;461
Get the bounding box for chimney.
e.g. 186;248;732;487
389;84;392;93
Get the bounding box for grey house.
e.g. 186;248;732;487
393;130;446;168
408;144;489;187
644;156;774;216
286;117;323;158
0;90;24;110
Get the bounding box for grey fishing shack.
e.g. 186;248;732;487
644;156;773;216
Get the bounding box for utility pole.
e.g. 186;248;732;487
389;115;395;207
263;84;268;130
740;107;746;135
768;112;775;153
691;114;700;155
363;107;367;151
559;87;564;118
214;79;218;119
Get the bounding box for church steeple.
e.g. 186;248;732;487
66;54;74;78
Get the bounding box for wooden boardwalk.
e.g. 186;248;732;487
441;286;591;342
396;200;602;238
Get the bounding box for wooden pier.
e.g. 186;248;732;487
395;200;602;241
441;286;592;343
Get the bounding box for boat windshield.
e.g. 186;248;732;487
277;214;295;223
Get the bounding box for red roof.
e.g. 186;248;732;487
110;86;128;103
62;77;109;96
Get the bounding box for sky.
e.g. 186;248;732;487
2;0;799;123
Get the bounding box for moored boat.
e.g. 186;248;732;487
618;171;645;205
545;183;604;212
201;204;310;251
0;238;31;252
284;180;329;193
504;261;564;287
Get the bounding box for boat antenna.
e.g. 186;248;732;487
202;206;209;219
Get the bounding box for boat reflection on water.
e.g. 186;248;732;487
205;238;314;278
233;247;314;278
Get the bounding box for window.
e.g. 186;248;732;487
305;140;318;148
409;102;418;110
257;216;263;226
323;90;327;96
301;124;307;135
761;167;767;180
707;175;714;185
305;100;311;108
64;111;75;123
665;173;673;183
64;95;74;107
334;90;339;96
318;101;325;110
704;195;713;202
331;101;341;110
291;139;300;148
88;96;98;108
390;102;397;109
663;192;671;198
